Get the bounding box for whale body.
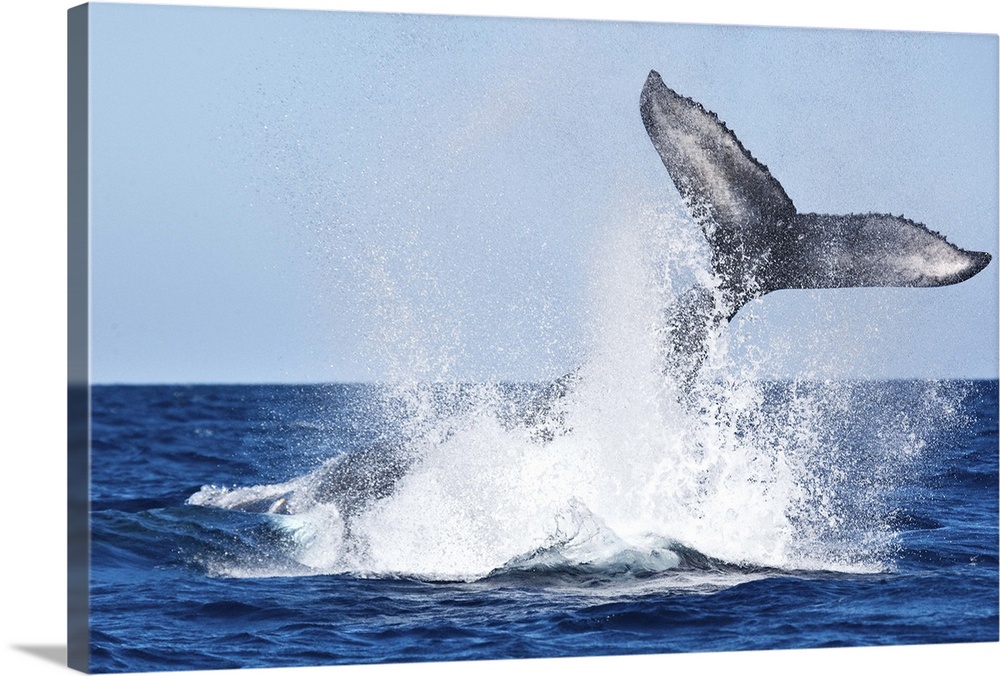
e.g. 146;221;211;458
189;72;992;524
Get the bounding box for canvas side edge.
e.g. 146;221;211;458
68;3;91;673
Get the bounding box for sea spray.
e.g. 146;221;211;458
189;204;966;582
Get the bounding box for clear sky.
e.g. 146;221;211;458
86;2;998;383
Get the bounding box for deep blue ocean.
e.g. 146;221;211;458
88;380;998;673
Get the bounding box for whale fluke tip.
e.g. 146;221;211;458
969;251;992;278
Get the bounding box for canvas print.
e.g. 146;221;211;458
68;2;999;673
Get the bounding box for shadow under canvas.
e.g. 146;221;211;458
13;644;68;667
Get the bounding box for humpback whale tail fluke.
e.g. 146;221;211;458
640;70;992;382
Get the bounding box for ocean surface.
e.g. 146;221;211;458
87;379;998;673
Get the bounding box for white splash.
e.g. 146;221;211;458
191;206;954;583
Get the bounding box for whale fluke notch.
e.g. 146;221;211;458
640;69;992;325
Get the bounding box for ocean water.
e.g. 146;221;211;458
88;378;998;673
85;172;997;672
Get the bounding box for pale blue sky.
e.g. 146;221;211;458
87;3;998;383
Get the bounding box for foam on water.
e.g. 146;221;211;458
189;206;963;582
